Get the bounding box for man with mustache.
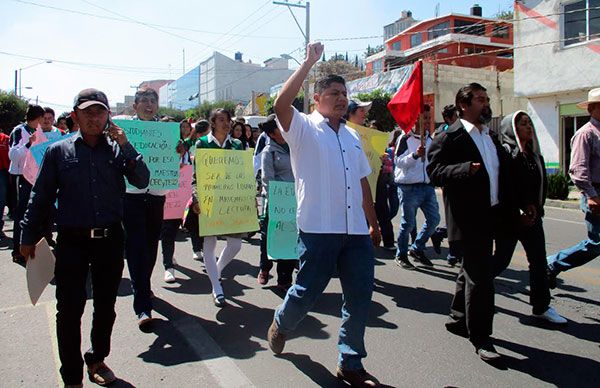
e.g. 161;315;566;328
427;83;513;362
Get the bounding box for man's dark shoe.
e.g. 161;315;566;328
267;318;286;354
447;256;458;267
547;266;558;289
476;342;501;362
409;248;434;267
394;254;416;270
431;231;443;254
336;367;380;387
87;362;116;386
445;317;469;338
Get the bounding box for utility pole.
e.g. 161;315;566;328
14;70;17;95
273;1;310;113
183;49;185;75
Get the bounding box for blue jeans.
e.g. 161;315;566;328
275;232;375;370
548;195;600;273
396;183;440;256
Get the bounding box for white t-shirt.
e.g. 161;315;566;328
277;107;371;235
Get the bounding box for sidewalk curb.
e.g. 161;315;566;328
545;199;580;210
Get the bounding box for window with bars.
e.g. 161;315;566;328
563;0;600;46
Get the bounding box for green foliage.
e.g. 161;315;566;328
547;171;571;200
355;89;396;132
0;90;28;134
265;94;304;115
495;10;514;20
157;107;186;122
193;100;237;120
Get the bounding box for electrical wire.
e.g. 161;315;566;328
10;0;297;40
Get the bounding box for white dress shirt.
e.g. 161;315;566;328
462;119;500;206
277;107;372;235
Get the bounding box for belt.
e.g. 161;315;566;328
58;223;121;239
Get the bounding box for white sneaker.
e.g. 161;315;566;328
533;306;567;324
193;251;204;262
164;268;176;283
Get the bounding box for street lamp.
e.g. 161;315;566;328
273;1;310;113
280;53;301;66
17;60;52;97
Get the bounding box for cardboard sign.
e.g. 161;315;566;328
267;181;298;260
347;122;389;198
113;119;180;190
163;165;194;220
195;148;259;236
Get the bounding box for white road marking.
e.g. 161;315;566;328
544;217;585;225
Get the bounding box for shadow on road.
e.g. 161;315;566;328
373;278;453;316
495;338;600;386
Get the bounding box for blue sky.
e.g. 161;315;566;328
0;0;513;114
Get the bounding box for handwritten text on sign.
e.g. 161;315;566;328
113;119;180;190
196;149;259;236
163;165;194;220
267;181;298;260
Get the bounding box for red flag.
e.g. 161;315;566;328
387;61;423;133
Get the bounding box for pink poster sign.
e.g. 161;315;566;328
163;164;194;220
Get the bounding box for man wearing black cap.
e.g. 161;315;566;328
20;88;150;387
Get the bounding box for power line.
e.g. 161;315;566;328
316;5;600;42
10;0;297;41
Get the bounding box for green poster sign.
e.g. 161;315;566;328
267;181;298;260
113;119;180;190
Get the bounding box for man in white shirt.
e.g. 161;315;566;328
268;42;381;387
427;83;512;362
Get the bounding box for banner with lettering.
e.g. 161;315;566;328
346;122;389;198
195;148;259;236
267;181;298;260
163;165;194;220
113;119;180;190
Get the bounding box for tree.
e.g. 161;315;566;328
355;89;396;132
157;107;187;122
315;57;365;82
265;94;303;115
0;91;27;134
495;9;514;20
193;100;237;120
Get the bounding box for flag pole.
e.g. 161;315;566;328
418;60;425;154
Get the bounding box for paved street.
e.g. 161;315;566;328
1;199;599;387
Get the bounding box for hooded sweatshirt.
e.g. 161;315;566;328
393;129;432;185
499;110;547;217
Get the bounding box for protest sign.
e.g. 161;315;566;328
346;122;389;198
30;132;76;166
113;119;180;190
163;165;194;220
267;181;298;260
195;149;258;236
22;128;48;185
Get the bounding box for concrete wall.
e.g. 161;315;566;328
514;0;600;97
423;63;527;123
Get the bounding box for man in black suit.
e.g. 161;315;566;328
427;83;513;362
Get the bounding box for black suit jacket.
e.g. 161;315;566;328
426;121;516;242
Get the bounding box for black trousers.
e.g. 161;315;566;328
448;209;503;348
12;175;31;257
259;211;296;285
54;225;124;385
183;209;204;253
494;218;550;315
123;193;165;316
375;172;397;247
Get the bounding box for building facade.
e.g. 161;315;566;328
366;6;513;76
159;66;199;110
514;0;600;172
383;10;419;41
199;52;293;104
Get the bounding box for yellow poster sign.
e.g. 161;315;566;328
347;122;390;198
195;149;259;236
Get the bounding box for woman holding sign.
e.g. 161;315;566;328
192;108;244;308
257;115;297;290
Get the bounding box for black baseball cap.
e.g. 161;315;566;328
73;88;109;110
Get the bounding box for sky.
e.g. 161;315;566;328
0;0;513;114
